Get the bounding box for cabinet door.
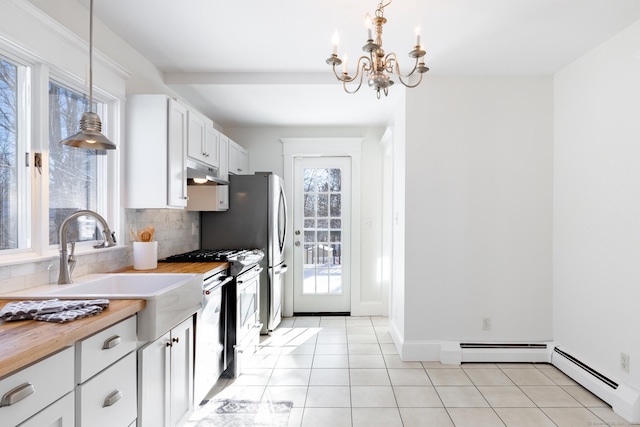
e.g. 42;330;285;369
204;121;220;168
76;352;137;427
187;110;206;164
219;133;229;181
229;139;248;175
170;317;194;427
0;347;74;427
138;332;171;427
18;392;74;427
167;99;188;208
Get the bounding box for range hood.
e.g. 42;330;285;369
186;158;228;185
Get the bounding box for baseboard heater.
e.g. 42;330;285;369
552;347;640;422
553;348;617;389
455;342;551;364
293;312;351;317
461;343;548;349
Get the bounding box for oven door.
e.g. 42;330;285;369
194;273;232;404
237;266;262;344
233;265;262;377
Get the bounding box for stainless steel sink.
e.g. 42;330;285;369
5;273;202;341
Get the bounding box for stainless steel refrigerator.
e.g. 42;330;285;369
200;172;288;334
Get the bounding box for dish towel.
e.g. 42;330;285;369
0;299;110;323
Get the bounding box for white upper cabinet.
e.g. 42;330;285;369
228;138;249;175
125;95;188;209
218;133;229;182
187;110;219;169
204;121;220;169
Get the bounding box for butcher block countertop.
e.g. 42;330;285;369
0;261;225;379
0;299;145;379
117;261;229;276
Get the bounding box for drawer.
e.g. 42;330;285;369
76;351;137;427
76;315;137;383
18;391;74;427
0;346;74;427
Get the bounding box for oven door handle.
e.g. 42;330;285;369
204;275;233;293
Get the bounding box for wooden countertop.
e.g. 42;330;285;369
117;261;229;276
0;262;226;379
0;299;145;379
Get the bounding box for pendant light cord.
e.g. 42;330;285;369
89;0;93;112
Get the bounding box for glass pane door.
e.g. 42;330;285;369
293;157;351;313
303;167;343;294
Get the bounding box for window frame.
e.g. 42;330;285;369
0;46;121;264
0;50;32;255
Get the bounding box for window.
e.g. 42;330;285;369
0;4;122;261
0;56;28;251
0;55;115;256
48;81;105;246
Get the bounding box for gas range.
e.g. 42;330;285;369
163;248;264;276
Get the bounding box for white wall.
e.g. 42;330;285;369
554;19;640;389
225;126;386;315
400;76;554;358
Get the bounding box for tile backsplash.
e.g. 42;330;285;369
0;209;200;295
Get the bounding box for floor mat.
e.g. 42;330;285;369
186;399;294;427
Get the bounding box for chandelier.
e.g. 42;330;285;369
326;0;429;98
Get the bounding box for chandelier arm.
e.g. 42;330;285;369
342;72;365;94
342;61;369;93
333;56;371;83
386;53;419;78
397;72;424;89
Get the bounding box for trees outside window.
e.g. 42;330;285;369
0;58;18;250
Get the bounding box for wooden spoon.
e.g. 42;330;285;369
140;230;152;242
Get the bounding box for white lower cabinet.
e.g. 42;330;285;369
0;346;75;427
75;316;137;427
75;352;137;427
19;392;75;427
138;316;194;427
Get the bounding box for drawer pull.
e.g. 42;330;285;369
102;335;122;350
1;382;35;407
103;390;123;408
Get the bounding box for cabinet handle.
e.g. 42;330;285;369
103;390;123;408
102;335;122;350
166;342;173;348
1;383;35;407
172;337;180;344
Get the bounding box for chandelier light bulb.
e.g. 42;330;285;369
415;25;421;46
365;13;373;40
332;30;340;55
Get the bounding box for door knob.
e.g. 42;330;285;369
295;241;300;247
294;230;301;235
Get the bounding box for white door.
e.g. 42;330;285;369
293;157;351;313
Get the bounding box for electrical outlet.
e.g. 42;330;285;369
191;222;196;236
482;317;492;331
621;353;630;373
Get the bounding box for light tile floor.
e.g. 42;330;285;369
204;316;637;427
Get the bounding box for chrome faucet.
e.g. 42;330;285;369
58;210;117;284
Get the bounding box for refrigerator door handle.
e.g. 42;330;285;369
274;264;288;274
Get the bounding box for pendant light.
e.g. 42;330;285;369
60;0;116;150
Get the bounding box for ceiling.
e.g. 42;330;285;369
81;0;640;128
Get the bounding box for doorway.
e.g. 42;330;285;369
292;157;352;314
